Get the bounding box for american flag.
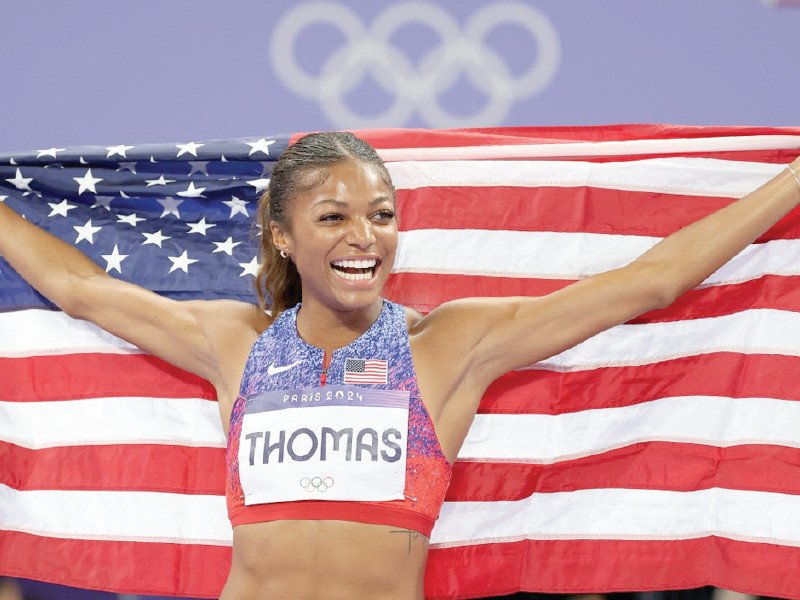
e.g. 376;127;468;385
2;125;800;599
344;357;389;385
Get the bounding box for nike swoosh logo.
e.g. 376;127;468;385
267;360;304;376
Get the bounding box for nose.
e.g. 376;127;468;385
345;216;376;249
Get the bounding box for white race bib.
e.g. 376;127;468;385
238;384;409;504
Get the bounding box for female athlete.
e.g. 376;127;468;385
1;132;799;600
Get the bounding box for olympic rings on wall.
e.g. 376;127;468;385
270;1;561;128
300;476;335;493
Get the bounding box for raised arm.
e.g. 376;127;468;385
412;158;800;446
0;202;262;400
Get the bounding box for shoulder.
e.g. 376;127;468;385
403;304;424;331
186;299;274;354
407;296;510;336
187;299;273;329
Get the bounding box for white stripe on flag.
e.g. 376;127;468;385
4;484;798;552
4;393;797;460
0;483;231;545
395;230;800;283
379;135;800;162
458;396;800;463
388;157;783;198
535;308;800;370
431;487;800;548
7;308;800;370
0;309;140;358
0;397;225;449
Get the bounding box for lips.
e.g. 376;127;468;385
330;258;379;281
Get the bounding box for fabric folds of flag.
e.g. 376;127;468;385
2;124;800;599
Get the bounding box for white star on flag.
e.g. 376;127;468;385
91;196;114;211
106;145;135;159
168;250;199;273
222;196;249;218
74;169;103;195
246;139;276;156
239;256;260;277
188;161;210;176
37;147;66;159
73;220;102;244
186;217;216;235
116;162;137;174
116;213;145;227
47;199;77;217
101;245;129;273
141;230;171;248
145;175;176;186
175;142;204;158
6;168;33;192
212;237;241;255
156;197;183;218
177;182;206;198
246;178;270;193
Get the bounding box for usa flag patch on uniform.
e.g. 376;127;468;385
344;358;388;384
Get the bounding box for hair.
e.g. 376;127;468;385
255;131;395;315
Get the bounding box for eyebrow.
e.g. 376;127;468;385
312;196;394;209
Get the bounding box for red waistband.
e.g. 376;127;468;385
229;500;436;537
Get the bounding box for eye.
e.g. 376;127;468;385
319;213;344;223
373;209;396;222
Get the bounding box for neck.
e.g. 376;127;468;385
294;297;383;352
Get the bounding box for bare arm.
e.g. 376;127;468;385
0;202;262;395
413;158;800;447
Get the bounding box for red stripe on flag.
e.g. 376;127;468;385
480;352;800;414
425;537;800;599
1;352;215;402
385;273;800;319
396;186;800;240
0;440;225;494
6;438;799;501
0;529;229;598
310;123;800;148
446;442;800;501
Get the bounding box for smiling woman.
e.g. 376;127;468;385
268;158;397;321
256;132;397;316
1;131;799;600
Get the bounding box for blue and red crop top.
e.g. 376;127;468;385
225;300;452;537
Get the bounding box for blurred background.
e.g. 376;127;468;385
1;0;798;154
1;0;798;598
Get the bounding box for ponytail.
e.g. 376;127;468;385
255;190;302;314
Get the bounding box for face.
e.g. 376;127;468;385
271;160;398;314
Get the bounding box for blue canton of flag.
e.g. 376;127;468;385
0;136;290;309
344;358;388;385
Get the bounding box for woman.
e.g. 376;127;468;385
1;131;799;600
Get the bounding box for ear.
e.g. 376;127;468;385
270;220;291;254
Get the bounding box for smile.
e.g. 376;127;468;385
330;258;379;281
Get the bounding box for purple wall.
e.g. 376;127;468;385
2;0;798;154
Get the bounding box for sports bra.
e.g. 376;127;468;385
225;299;452;537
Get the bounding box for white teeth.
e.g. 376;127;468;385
331;258;377;269
334;270;373;281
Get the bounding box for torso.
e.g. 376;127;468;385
215;300;461;600
222;520;428;600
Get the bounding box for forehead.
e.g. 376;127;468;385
295;160;394;203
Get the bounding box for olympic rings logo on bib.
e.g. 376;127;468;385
270;1;561;128
300;476;335;493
